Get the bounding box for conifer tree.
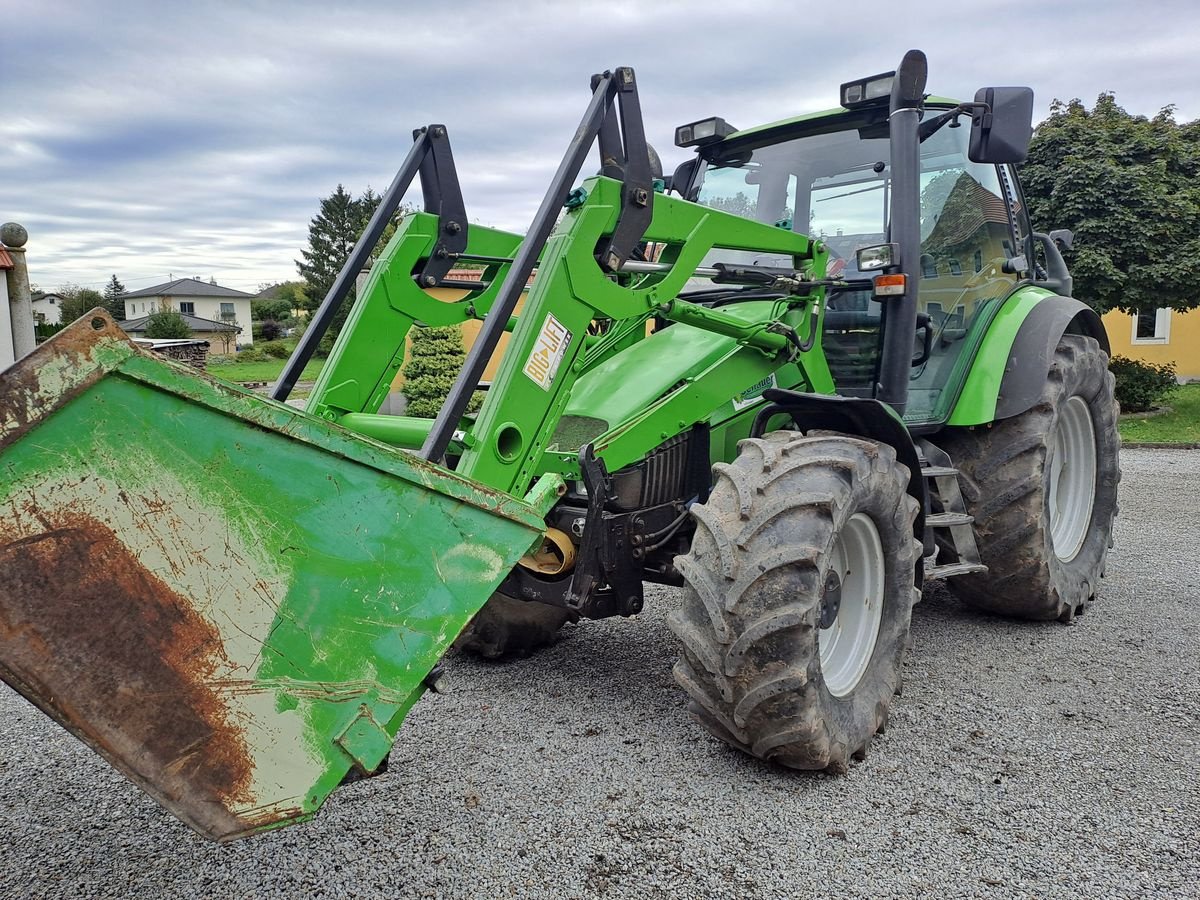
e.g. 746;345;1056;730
102;274;126;320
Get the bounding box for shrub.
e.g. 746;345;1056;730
258;340;291;359
143;309;192;339
235;346;269;362
257;319;284;342
400;326;483;418
1109;356;1177;413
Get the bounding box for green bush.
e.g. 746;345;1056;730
401;326;483;418
1110;356;1177;413
143;309;192;339
253;320;285;342
258;340;291;359
35;322;65;340
236;346;269;362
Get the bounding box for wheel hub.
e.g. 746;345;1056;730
819;570;843;630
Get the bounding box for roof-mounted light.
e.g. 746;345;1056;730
840;71;896;109
675;116;736;148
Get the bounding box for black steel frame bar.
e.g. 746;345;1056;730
418;71;618;462
271;130;433;401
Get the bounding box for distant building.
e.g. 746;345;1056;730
1103;307;1200;381
122;278;254;347
31;292;65;325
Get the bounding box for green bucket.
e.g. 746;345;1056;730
0;312;552;841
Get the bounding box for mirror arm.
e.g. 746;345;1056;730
918;101;989;143
1032;232;1074;297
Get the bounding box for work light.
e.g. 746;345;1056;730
675;117;736;148
840;72;895;108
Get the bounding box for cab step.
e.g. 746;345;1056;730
923;559;990;580
920;465;959;478
926;511;974;527
916;438;988;582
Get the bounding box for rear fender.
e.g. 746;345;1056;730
948;289;1108;426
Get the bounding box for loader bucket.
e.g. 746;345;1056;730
0;312;549;841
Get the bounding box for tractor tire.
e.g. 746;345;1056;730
455;593;575;659
669;432;921;772
939;334;1120;622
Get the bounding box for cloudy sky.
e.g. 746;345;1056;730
4;0;1198;296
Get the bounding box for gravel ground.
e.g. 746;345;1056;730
1;448;1197;898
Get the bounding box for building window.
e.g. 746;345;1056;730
1132;307;1171;344
948;258;962;276
973;249;983;273
179;301;195;315
219;302;236;322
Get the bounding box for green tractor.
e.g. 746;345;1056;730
0;50;1118;841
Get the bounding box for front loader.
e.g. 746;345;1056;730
0;51;1118;841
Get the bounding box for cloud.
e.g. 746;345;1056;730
4;0;1198;293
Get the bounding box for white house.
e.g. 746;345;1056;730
31;292;64;325
122;277;254;348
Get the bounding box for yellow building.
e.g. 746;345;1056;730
1103;307;1200;381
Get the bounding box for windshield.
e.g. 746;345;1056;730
694;116;1022;424
696;118;1008;255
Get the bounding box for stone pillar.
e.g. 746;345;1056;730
2;223;37;359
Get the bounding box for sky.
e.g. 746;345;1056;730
3;0;1199;296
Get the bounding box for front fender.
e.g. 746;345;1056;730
947;287;1107;426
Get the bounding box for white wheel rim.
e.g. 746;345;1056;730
1047;395;1097;562
818;513;885;697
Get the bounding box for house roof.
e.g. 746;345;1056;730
0;249;12;270
122;313;242;334
924;174;1011;250
122;277;254;299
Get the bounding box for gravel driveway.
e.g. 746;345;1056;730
1;448;1197;898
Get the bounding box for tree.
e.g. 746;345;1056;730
252;281;306;323
1021;94;1200;314
295;186;406;337
57;285;105;323
143;309;193;339
102;274;126;320
216;322;239;354
252;298;294;323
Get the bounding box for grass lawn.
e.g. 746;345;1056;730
206;355;325;384
1118;383;1200;444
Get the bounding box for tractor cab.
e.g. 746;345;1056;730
678;86;1034;428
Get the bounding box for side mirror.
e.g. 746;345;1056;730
671;158;700;200
969;87;1034;163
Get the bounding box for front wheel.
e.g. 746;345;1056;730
669;432;921;772
939;334;1120;621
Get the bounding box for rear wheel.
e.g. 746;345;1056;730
669;432;921;772
455;593;575;659
939;334;1120;621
